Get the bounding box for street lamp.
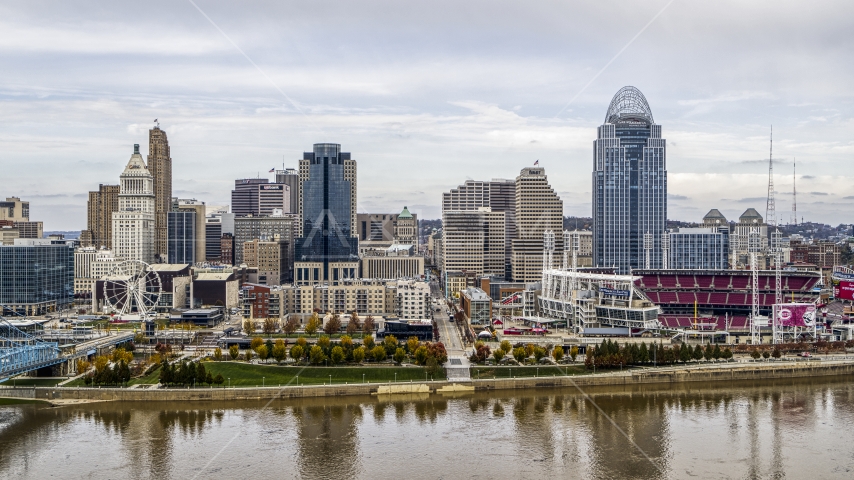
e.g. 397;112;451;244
363;373;365;383
394;372;397;383
228;377;231;388
263;377;265;387
329;374;332;385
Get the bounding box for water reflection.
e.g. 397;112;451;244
1;377;854;478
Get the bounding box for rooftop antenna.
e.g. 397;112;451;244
765;126;776;228
791;158;797;226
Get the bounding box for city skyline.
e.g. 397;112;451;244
2;1;853;230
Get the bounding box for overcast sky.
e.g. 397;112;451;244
1;1;852;230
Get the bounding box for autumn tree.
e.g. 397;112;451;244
363;335;376;350
244;348;253;362
257;345;269;363
283;315;300;335
493;348;506;363
331;346;345;364
263;318;278;335
407;336;420;354
414;345;428;365
750;348;761;360
305;314;320;336
290;345;305;362
250;337;264;351
570;345;579;363
243;319;255;334
500;340;512;353
352;346;366;363
371;345;387;362
393;347;406;364
552;345;564;363
213;347;223;362
363;315;375;335
324;313;341;335
229;345;239;360
309;345;326;365
272;339;287;364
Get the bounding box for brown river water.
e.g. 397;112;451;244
1;376;854;479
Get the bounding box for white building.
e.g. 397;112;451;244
112;144;155;263
395;279;430;319
74;247;120;294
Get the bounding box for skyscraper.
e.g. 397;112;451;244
81;185;119;249
148;126;172;262
294;143;359;284
112;144;155;263
510;167;563;283
276;168;301;214
593;86;666;274
231;179;290;217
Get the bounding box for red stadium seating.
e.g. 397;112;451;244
676;292;696;304
729;293;748;305
659;276;679;288
677;275;696;288
730;276;750;289
709;292;728;304
695;275;715;288
658;292;678;303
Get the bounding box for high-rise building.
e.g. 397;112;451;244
205;222;222;261
593;86;667;274
1;239;73;316
511;167;563;283
668;228;729;270
356;207;419;252
173;199;206;263
442;208;505;284
0;197;29;222
112;144;155;263
243;235;289;286
276;168;300;214
167;210;196;264
294;143;359;284
81;184;120;248
220;233;234;265
442;179;516;279
148;126;172;263
233;215;296;281
231;179;290;217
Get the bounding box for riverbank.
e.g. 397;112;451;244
3;359;853;404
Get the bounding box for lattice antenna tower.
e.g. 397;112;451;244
791;158;797;226
765;126;776;227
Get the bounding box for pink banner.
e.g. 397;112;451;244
833;280;854;301
774;303;817;328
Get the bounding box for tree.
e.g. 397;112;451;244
348;311;361;335
407;336;420;354
553;345;564;363
250;337;264;351
296;336;308;348
290;345;305;362
383;335;399;356
533;346;547;363
693;344;704;362
712;344;722;361
257;345;269;363
371;345;387;362
364;335;376;350
244;348;253;362
513;347;527;363
493;348;506;363
352;346;366;363
243;319;255;334
317;335;332;352
263;318;278;335
680;344;691;363
750;348;761;360
414;345;428;365
703;344;713;361
272;339;287;363
772;347;782;359
570;345;579;363
305;314;320;336
76;359;91;374
500;340;512;353
762;350;770;360
324;313;342;335
229;345;239;360
283;315;300;335
331;346;345;364
393;347;406;364
213;347;223;362
525;343;535;358
363;315;375;335
340;335;353;350
214;374;224;386
427;342;448;363
425;356;440;376
205;372;213;385
723;348;733;361
196;362;207;385
309;345;326;365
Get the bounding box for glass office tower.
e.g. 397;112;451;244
593;86;667;274
294;144;359;282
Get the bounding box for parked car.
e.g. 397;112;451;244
798;351;812;357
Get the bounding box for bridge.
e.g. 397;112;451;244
0;317;134;383
0;317;63;383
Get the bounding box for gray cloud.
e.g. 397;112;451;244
809;191;828;196
669;194;690;200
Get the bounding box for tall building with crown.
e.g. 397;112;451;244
148;125;172;262
593;86;667;274
112;144;155;263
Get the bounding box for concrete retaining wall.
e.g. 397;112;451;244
3;361;853;403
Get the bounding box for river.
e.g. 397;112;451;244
2;376;854;479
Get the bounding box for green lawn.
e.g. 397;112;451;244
200;362;446;387
5;378;64;387
471;365;589;379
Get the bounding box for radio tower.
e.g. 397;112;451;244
765;126;776;227
791;158;797;226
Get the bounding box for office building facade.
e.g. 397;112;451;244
593;86;667;274
167;210;196;264
442;209;506;281
231;179;290;217
511;167;563;283
294;143;359;284
275;168;301;214
0;240;73;315
147;126;172;262
81;184;120;249
668;227;729;270
112;145;155;263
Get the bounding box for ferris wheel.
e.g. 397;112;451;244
103;260;162;320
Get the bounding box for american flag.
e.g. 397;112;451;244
268;168;275;173
534;160;539;165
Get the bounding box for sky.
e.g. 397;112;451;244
1;1;852;230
